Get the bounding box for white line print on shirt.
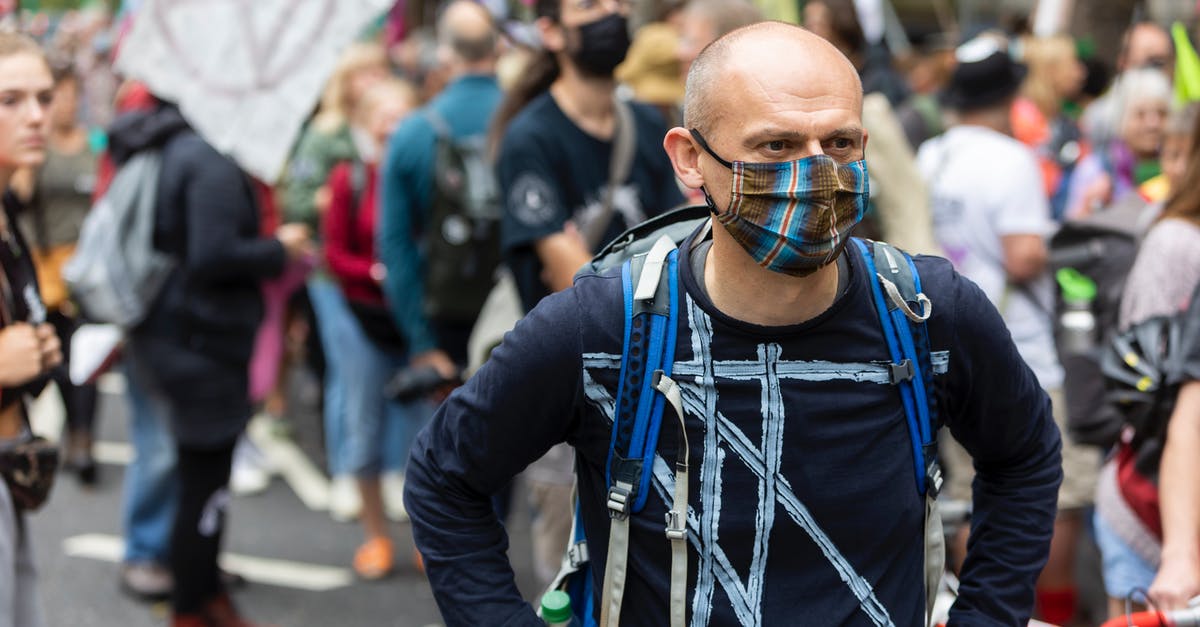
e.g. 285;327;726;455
580;294;950;627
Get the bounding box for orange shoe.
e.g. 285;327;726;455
353;537;394;580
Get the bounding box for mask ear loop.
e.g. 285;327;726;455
688;129;733;216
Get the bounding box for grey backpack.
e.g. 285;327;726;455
63;152;175;328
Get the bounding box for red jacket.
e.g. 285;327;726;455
322;160;385;306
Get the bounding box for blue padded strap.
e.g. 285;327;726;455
852;238;928;496
607;261;637;489
630;249;679;512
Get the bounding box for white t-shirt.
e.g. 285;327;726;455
917;125;1064;390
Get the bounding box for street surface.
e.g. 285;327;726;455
26;370;539;627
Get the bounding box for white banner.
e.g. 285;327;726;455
115;0;391;183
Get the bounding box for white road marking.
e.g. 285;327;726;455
246;415;331;512
97;371;127;396
93;440;134;466
63;533;353;592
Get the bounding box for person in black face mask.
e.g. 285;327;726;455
486;0;684;593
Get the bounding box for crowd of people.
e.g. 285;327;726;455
0;1;1199;626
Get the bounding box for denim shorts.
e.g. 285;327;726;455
1094;512;1157;600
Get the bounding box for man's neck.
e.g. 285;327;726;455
957;107;1011;136
450;61;496;80
702;230;842;327
550;64;617;140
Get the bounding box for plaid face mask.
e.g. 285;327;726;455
690;129;869;277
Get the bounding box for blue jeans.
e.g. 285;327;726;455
121;355;179;565
339;328;432;476
308;277;355;476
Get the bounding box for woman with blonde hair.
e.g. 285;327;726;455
281;41;391;522
0;31;63;627
1011;35;1087;218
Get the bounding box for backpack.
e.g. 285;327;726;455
1048;195;1149;448
62;151;175;329
547;206;944;627
421;110;503;324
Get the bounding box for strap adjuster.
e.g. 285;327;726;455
665;510;686;540
607;482;634;520
567;540;589;568
888;359;915;384
925;457;943;498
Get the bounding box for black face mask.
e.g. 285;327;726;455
568;13;630;78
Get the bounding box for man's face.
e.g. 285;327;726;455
1123;24;1174;77
690;47;865;211
0;53;52;171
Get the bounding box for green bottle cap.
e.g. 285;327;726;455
1056;268;1097;302
541;590;572;623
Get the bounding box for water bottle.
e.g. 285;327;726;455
541;590;581;627
1055;268;1097;355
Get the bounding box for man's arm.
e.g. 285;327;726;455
378;116;440;359
938;266;1063;625
996;149;1053;285
404;287;587;626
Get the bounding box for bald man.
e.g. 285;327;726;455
406;22;1060;626
379;0;503;377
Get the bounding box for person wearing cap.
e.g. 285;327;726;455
408;21;1061;626
917;35;1100;626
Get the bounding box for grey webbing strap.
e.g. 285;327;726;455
654;372;689;627
582;96;638;251
924;493;945;627
600;511;631;627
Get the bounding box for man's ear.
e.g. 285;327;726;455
664;127;705;190
536;16;564;54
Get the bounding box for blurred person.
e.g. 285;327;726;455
324;78;419;580
1066;68;1171;220
1097;106;1200;617
113;96;310;626
898;34;956;150
918;37;1101;625
281;42;389;522
0;31;62;627
380;0;504;401
675;0;761;79
1011;35;1087;220
805;0;939;254
1082;21;1174;149
614;1;685;122
488;0;685;589
803;0;909;107
18;63;100;486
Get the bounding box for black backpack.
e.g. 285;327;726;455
420;110;502;324
1049;194;1151;447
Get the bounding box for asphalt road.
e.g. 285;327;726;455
25;370;540;627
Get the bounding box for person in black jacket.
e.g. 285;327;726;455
112;101;310;627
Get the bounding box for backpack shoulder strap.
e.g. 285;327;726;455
600;233;686;627
851;237;943;625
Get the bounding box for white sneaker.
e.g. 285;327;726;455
382;472;408;522
329;474;361;522
230;435;272;496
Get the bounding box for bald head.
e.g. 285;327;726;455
684;22;861;134
438;0;498;64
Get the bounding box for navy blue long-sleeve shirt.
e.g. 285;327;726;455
405;230;1062;626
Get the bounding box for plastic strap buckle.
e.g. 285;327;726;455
924;450;943;498
665;510;686;540
568;540;589;568
889;359;916;384
607;481;634;520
